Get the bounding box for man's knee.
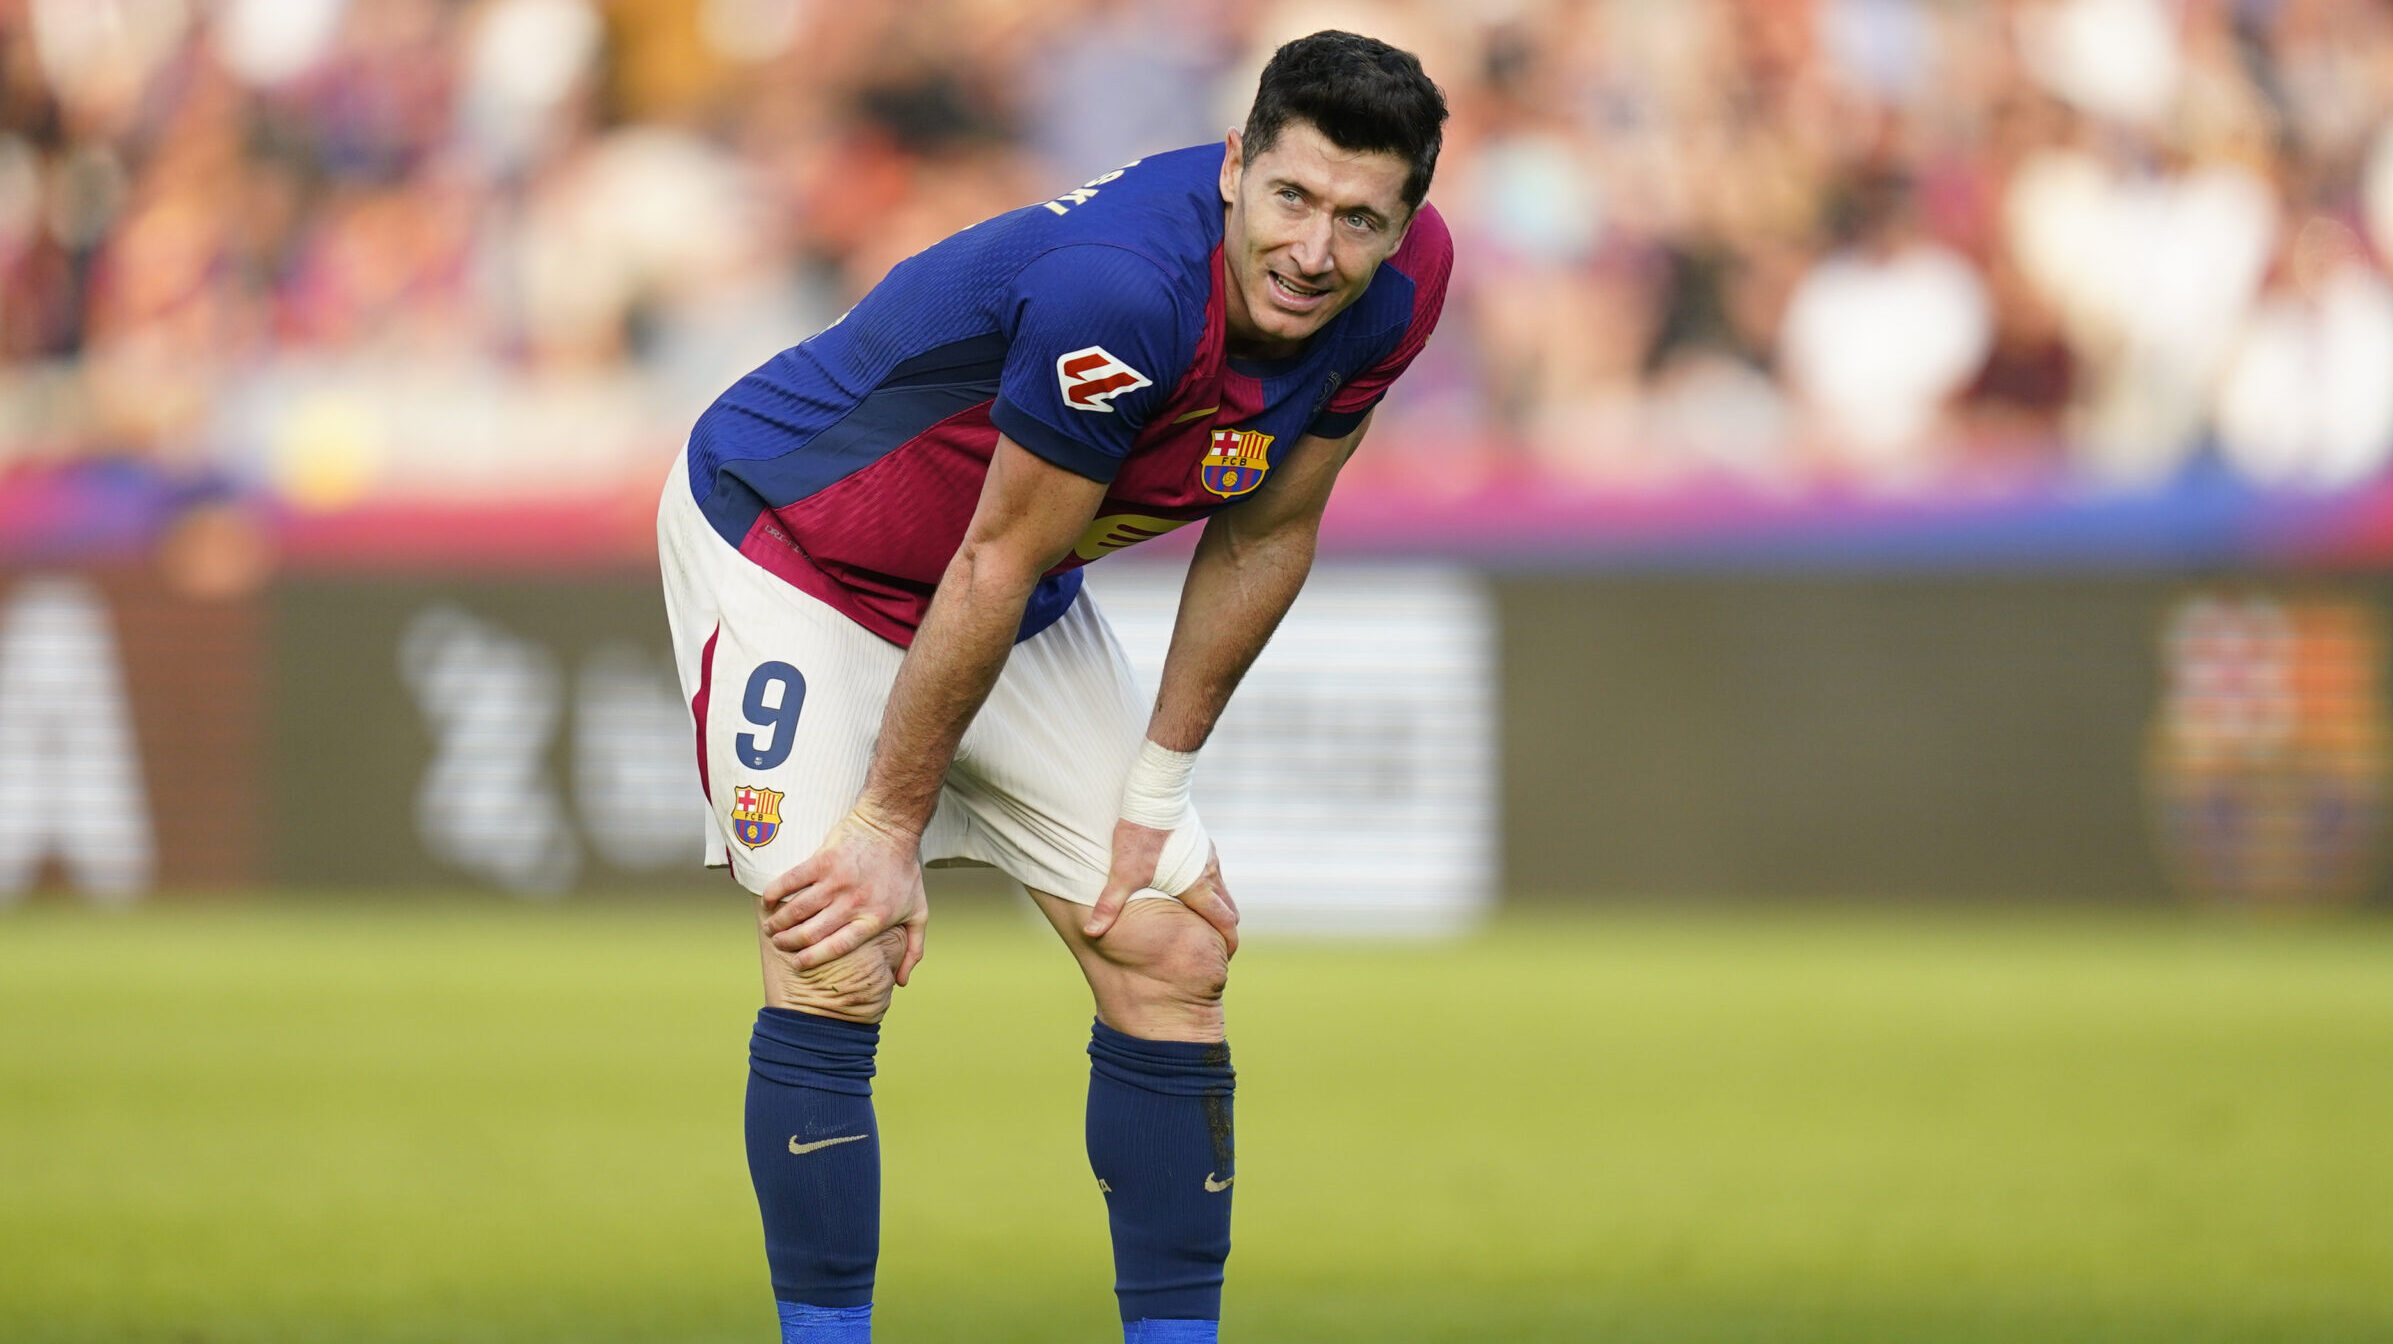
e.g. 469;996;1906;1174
1095;898;1230;1009
756;917;906;1024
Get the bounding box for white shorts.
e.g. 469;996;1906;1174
657;454;1208;905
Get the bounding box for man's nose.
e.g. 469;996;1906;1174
1289;209;1334;276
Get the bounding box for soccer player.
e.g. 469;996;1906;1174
657;30;1450;1344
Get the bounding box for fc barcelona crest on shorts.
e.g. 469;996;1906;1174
730;785;784;849
1201;428;1274;498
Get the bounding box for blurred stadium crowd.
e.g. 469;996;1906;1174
4;0;2393;534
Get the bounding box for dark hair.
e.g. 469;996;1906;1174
1242;31;1447;211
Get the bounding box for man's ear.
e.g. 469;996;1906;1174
1219;127;1244;206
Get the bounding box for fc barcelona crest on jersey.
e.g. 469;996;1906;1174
730;785;784;849
1201;428;1274;499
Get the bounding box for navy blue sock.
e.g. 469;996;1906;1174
747;1007;880;1335
1086;1020;1235;1331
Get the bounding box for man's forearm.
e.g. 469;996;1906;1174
854;545;1042;837
1147;515;1317;752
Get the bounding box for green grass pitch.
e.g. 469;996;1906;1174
4;895;2392;1343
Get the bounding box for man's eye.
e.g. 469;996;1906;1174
1345;213;1377;232
1276;188;1302;204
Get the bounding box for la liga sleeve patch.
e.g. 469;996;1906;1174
1055;345;1152;412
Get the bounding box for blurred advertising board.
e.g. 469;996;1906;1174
270;579;713;894
0;570;261;901
1501;575;2391;907
3;566;2387;911
2146;590;2390;906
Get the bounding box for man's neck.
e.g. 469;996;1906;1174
1224;330;1305;362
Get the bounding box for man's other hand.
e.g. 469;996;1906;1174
1086;820;1239;956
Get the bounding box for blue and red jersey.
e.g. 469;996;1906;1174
685;142;1451;646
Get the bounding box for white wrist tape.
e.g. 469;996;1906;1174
1120;739;1210;897
1119;739;1197;831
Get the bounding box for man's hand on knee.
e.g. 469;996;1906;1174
1087;824;1239;957
761;808;929;984
756;920;908;1024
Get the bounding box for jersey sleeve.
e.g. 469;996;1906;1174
1307;203;1454;440
989;244;1190;482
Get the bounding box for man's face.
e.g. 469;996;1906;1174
1219;120;1413;357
